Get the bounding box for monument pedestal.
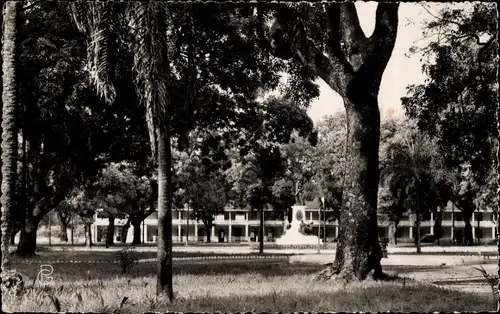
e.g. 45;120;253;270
276;205;322;245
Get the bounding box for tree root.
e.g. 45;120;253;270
315;263;338;281
315;263;399;283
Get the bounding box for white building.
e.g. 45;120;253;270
90;200;496;244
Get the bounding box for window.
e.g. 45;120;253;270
477;229;483;239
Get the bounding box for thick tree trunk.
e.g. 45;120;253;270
264;1;399;284
85;224;92;248
1;1;20;269
59;220;69;242
16;216;39;257
434;211;442;245
415;212;421;253
56;211;69;242
205;223;211;243
106;216;115;247
10;229;16;244
132;219;142;244
156;126;173;300
464;218;473;246
120;224;128;243
333;97;383;281
59;224;68;242
70;216;74;244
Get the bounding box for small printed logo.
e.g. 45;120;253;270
38;264;54;285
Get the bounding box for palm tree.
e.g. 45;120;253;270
381;125;446;254
71;2;173;300
1;0;21;270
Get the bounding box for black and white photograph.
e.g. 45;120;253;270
0;0;498;312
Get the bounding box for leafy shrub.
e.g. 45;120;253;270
72;225;86;238
37;227;51;238
1;269;26;298
473;265;498;302
115;246;139;274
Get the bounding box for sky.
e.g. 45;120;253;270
306;2;433;123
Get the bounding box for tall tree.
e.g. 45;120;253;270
71;1;176;299
71;2;319;297
65;186;98;248
227;97;316;253
259;3;400;280
402;3;497;183
380;121;448;253
12;1;134;256
1;0;20;269
401;3;497;248
306;112;348;218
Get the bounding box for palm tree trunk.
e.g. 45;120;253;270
497;137;500;311
497;190;500;311
156;125;173;301
1;1;20;269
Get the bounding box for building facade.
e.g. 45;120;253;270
90;201;496;244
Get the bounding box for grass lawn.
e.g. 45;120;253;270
7;250;292;262
2;258;495;312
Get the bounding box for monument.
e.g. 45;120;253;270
276;205;323;245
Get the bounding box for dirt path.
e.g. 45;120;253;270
291;254;498;295
397;263;497;295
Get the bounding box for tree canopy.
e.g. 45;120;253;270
402;3;498;181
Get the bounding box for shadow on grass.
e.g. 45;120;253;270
383;265;450;275
163;288;493;312
431;278;493;286
11;260;325;282
9;251;293;262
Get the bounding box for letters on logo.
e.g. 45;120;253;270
38;265;54;285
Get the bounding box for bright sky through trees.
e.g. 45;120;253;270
307;2;456;122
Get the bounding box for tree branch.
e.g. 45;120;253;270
261;6;352;97
337;3;369;71
370;3;400;57
354;3;399;92
20;0;49;13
